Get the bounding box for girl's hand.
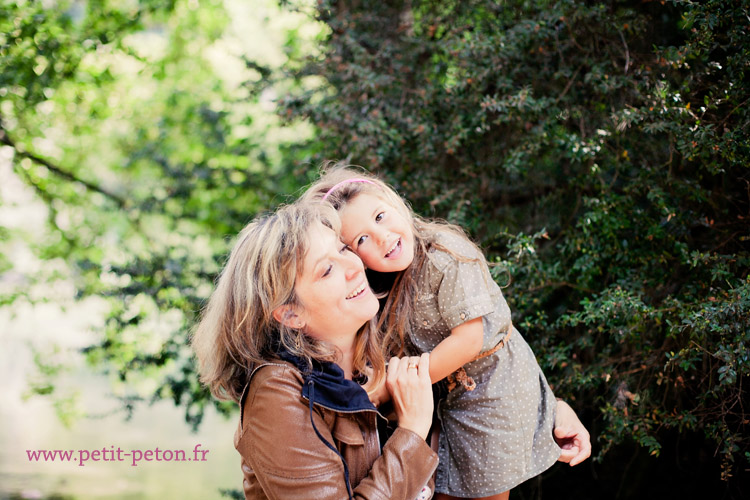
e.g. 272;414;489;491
554;400;591;466
363;372;391;407
386;353;433;440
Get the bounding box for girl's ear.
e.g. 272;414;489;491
272;304;306;329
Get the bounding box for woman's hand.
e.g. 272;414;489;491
386;353;433;440
554;400;591;466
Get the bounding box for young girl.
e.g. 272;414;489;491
302;166;561;500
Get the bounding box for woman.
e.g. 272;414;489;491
192;202;438;499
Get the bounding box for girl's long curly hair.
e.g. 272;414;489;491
301;163;483;358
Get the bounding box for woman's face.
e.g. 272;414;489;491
293;222;379;343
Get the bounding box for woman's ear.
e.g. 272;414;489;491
272;304;305;329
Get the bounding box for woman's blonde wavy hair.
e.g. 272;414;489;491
301;163;483;359
191;201;385;403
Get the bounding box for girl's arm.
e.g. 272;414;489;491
427;317;484;384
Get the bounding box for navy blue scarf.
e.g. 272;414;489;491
277;349;376;412
276;349;377;499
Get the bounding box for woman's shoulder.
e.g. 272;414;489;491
250;360;303;385
238;361;307;430
243;361;305;407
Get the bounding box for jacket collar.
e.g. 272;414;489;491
277;349;376;413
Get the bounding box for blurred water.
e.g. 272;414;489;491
0;302;241;500
0;156;240;499
0;2;323;496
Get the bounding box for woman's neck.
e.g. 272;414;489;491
330;335;357;379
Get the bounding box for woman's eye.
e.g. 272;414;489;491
375;212;384;222
322;264;333;278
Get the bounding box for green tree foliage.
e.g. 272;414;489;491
2;0;748;497
280;0;750;496
0;0;314;427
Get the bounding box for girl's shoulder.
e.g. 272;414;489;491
424;230;483;270
428;230;482;261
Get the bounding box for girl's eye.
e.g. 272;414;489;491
356;235;368;247
322;264;333;278
375;212;384;222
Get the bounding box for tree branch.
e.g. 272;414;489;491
0;120;128;209
617;29;630;74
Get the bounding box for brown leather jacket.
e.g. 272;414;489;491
234;361;439;499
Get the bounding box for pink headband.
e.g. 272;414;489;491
321;178;376;201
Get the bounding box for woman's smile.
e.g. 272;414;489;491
293;222;379;344
346;280;369;299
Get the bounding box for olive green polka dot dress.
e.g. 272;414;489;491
412;231;560;497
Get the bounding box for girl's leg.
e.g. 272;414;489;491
434;491;510;500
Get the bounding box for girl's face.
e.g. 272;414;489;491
292;222;379;343
338;193;415;273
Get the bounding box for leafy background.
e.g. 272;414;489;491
1;0;748;498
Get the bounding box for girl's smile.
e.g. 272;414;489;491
384;237;402;259
339;193;415;273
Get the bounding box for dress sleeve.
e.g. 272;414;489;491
436;250;496;331
237;366;438;500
